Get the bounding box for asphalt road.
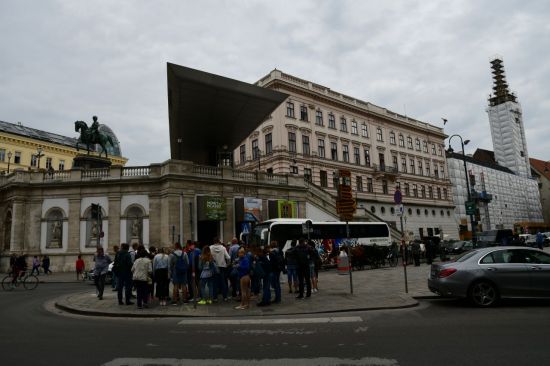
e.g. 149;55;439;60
1;283;550;366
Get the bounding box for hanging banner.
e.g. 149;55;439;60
277;200;297;218
244;197;262;222
202;196;226;221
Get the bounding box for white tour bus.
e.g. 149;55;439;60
250;218;391;252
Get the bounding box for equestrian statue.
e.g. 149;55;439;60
74;116;114;158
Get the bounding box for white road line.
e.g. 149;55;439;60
177;316;362;326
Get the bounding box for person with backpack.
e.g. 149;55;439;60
198;246;216;305
153;247;170;306
210;237;230;302
269;241;284;304
170;242;189;306
113;243;134;305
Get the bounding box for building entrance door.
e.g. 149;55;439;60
197;220;219;245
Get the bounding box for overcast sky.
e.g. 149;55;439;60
1;0;549;166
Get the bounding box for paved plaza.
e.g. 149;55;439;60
49;262;434;317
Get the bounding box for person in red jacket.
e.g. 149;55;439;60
76;255;85;281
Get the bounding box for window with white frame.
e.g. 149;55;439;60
252;139;259;160
399;134;405;147
376;127;383;142
407;136;413;149
356;176;363;192
304;168;312;182
302;135;310;156
328;113;336;129
361;123;368;137
389;132;396;145
315;110;323;126
340;117;348;132
300;105;308;121
265;133;272;155
423;140;428;153
286;101;295;118
331;142;338;161
342;145;349;163
354;146;360;165
415;138;421;150
288;132;297;153
45;157;52;169
59;160;65;171
240;144;246;163
318;139;325;158
351;120;358;135
364;148;370;166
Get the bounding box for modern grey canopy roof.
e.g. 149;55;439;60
167;63;288;165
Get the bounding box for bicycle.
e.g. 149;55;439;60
1;271;39;291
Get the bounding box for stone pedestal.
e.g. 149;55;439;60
73;155;112;169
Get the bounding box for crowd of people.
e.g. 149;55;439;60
93;237;323;310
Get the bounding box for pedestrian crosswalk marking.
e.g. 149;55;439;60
177;316;362;325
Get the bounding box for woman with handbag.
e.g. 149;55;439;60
198;246;216;305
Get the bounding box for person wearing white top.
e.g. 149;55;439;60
131;246;152;309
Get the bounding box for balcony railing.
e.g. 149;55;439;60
122;166;150;177
43;170;71;181
82;168;109;180
192;165;221;177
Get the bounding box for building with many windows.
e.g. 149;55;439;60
447;149;543;236
236;69;458;239
0;120;127;173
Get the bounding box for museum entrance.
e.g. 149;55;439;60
197;220;220;246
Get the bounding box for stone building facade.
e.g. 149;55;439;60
235;69;458;240
0;160;346;272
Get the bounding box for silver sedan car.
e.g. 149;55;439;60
428;246;550;306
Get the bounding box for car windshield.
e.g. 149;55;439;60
453;249;479;262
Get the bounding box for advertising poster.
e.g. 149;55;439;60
244;197;262;222
205;196;226;220
277;200;297;218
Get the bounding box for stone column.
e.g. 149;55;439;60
108;195;121;250
26;199;43;253
11;200;26;253
148;194;162;246
67;198;81;253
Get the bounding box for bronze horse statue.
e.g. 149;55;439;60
74;117;114;158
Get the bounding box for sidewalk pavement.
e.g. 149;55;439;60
51;262;435;318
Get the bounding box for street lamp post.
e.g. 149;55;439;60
7;151;12;173
36;146;44;169
447;134;476;243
